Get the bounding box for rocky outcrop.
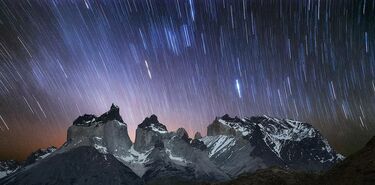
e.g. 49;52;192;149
207;115;237;136
194;132;202;139
134;115;168;152
72;104;124;126
65;104;132;155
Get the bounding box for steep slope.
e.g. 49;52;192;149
0;146;143;185
202;115;343;176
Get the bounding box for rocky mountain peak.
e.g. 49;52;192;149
72;104;124;126
176;128;189;142
97;103;124;123
138;114;167;133
221;114;242;123
134;115;168;152
66;104;132;156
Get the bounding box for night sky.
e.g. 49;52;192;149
0;0;374;160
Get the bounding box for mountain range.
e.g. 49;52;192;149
1;104;371;185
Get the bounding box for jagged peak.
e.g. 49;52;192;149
219;114;242;123
97;103;124;123
138;114;167;134
72;103;125;126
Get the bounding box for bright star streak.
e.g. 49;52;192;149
0;114;9;131
236;79;241;98
145;60;152;79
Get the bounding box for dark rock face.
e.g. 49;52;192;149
194;132;202;139
0;146;144;185
176;128;190;142
138;114;167;132
207;118;236;136
190;139;207;150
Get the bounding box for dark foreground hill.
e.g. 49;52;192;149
319;135;375;185
0;146;143;185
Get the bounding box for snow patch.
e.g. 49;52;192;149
94;144;108;154
118;145;153;163
201;135;236;158
218;119;252;136
150;123;167;134
165;148;190;164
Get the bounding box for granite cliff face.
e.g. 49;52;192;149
65;104;132;156
0;105;345;185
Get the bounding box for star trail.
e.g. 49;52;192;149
0;0;374;160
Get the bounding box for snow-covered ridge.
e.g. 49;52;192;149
214;115;342;162
217;115;317;141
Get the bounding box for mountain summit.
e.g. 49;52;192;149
1;105;345;185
